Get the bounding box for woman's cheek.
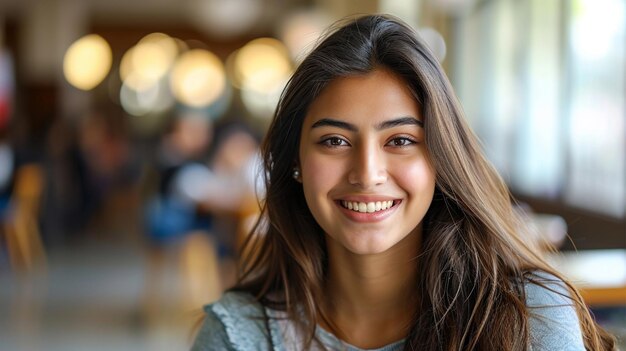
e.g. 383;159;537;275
394;158;436;194
302;154;339;189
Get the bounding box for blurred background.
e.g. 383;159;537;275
0;0;624;350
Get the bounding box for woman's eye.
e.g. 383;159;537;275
321;137;349;147
386;137;416;147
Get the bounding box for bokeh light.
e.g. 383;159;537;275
240;75;288;120
232;38;291;87
120;33;179;92
232;38;292;119
120;78;174;117
63;34;112;90
170;49;226;108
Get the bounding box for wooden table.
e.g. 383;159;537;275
546;249;626;307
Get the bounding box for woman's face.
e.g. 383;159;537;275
298;69;436;255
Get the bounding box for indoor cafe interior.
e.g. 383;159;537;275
0;0;624;349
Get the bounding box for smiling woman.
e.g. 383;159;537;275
192;14;615;351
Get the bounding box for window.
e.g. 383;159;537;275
565;0;625;217
453;0;626;219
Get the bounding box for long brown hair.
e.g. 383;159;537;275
235;14;615;350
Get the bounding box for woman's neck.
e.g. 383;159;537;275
321;230;421;348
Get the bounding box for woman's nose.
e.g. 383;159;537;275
348;143;387;188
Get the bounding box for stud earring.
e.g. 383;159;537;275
292;168;300;180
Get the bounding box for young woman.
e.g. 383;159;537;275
192;14;615;351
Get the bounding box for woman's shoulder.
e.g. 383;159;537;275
210;290;265;316
522;271;586;350
523;271;572;305
191;291;272;351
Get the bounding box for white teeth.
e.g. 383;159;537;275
341;200;395;213
358;203;367;212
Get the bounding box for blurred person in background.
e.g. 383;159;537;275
0;48;13;235
38;108;140;246
0;119;14;268
192;15;615;351
201;121;263;272
41;113;81;245
145;112;214;247
142;111;219;321
143;113;262;322
74;110;138;236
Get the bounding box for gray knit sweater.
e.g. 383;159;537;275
192;276;585;351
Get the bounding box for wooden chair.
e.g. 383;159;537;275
3;163;46;272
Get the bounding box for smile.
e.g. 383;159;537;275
340;200;397;213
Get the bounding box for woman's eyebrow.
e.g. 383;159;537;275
311;118;357;131
376;116;423;130
310;116;423;131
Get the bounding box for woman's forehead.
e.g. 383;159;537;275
303;69;421;127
